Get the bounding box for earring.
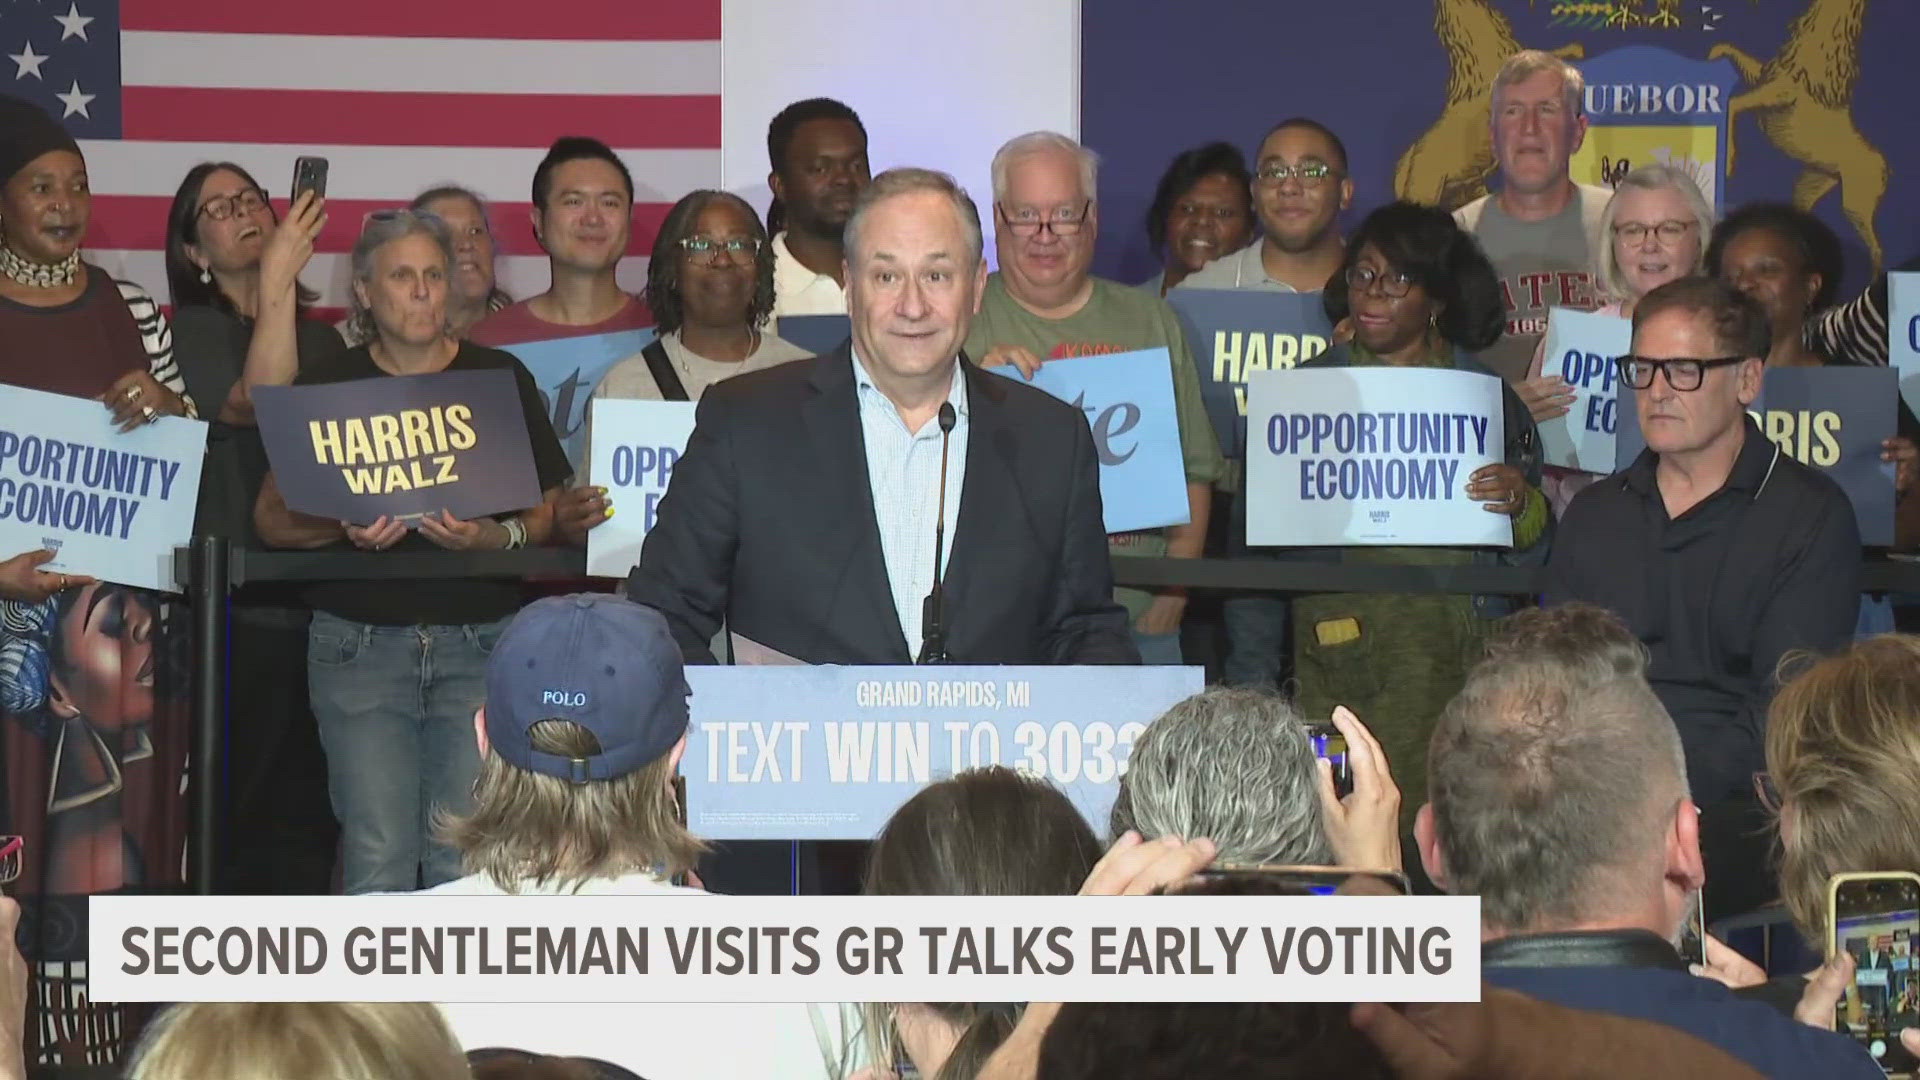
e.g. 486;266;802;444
198;267;211;285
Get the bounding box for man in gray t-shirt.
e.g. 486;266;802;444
1453;50;1611;383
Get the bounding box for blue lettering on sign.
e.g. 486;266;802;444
609;445;680;488
1069;392;1141;466
1909;315;1919;354
1559;349;1618;394
1264;411;1489;456
1585;395;1618;434
645;491;664;532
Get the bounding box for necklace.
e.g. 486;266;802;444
0;243;79;289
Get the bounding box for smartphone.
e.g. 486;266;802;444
1830;871;1920;1075
1679;889;1706;968
1306;724;1353;798
1197;864;1411;897
291;155;329;203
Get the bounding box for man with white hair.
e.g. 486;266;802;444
1453;50;1612;383
1416;603;1879;1077
969;131;1226;665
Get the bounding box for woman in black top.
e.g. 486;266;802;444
253;210;570;893
163;161;343;892
1139;142;1255;296
1710;203;1920;550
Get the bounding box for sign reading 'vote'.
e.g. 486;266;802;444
254;369;543;525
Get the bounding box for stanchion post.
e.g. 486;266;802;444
188;535;230;896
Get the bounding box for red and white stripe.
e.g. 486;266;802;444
83;0;721;310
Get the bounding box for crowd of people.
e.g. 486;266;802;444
1;36;1918;1079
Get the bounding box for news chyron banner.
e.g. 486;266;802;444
253;370;543;526
1572;46;1738;212
583;399;697;578
683;665;1203;840
1245;367;1508;548
0;384;206;592
92;893;1480;1005
1165;289;1333;460
1615;366;1897;545
1536;308;1632;473
988;349;1191;533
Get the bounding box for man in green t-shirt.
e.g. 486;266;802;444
966;132;1227;664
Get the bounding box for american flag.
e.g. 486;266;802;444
0;0;721;310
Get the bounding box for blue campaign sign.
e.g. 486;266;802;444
1892;272;1920;420
0;384;207;593
775;314;852;357
498;328;655;471
989;349;1191;532
680;665;1205;840
1165;288;1333;460
1615;366;1896;545
1245;367;1509;547
584;399;698;578
1536;308;1631;472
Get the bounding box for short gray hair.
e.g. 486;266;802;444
347;209;454;345
1429;620;1688;934
1112;688;1334;866
843;166;984;269
990;131;1099;206
1493;49;1586;119
1594;163;1715;301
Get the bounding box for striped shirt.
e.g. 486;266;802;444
115;277;196;416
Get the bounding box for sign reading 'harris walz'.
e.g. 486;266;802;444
253;370;542;525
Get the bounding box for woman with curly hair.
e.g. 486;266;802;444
555;189;808;545
1283;200;1550;836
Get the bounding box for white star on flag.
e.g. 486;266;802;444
53;1;91;42
7;41;48;80
54;78;92;118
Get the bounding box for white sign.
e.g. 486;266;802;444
1245;367;1509;547
91;893;1481;1004
585;398;698;578
1891;272;1920;420
1536;307;1632;472
0;384;207;592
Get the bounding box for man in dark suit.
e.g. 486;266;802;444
627;167;1135;667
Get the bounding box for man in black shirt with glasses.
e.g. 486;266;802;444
1545;276;1858;917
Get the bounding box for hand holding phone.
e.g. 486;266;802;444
291;155;329;203
1310;706;1403;874
1829;871;1920;1074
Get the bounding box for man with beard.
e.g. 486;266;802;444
766;98;871;318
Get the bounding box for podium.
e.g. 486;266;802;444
681;665;1204;841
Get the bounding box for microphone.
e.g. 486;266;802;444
917;401;958;664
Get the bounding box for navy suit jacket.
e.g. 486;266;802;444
625;345;1137;666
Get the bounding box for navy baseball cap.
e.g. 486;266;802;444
483;594;689;784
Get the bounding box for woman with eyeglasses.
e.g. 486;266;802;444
1520;165;1714;515
0;94;196;1068
554;189;805;545
1283;201;1547;851
162;161;342;892
253;210;570;894
1708;203;1920;551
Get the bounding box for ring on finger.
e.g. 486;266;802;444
140;405;158;424
124;385;143;402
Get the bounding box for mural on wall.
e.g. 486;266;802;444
1084;0;1905;285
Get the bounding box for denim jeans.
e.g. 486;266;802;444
307;611;504;894
1221;594;1289;689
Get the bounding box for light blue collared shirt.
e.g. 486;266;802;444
851;350;970;657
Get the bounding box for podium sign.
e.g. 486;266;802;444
681;665;1204;840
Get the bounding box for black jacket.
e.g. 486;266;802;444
625;344;1137;665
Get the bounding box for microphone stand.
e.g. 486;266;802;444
917;401;957;664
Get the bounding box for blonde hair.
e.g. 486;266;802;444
127;1002;468;1080
1594;164;1714;302
1493;49;1586;117
438;719;704;892
1767;635;1920;944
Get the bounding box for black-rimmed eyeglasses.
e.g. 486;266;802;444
197;188;269;223
1616;354;1748;392
997;200;1092;237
